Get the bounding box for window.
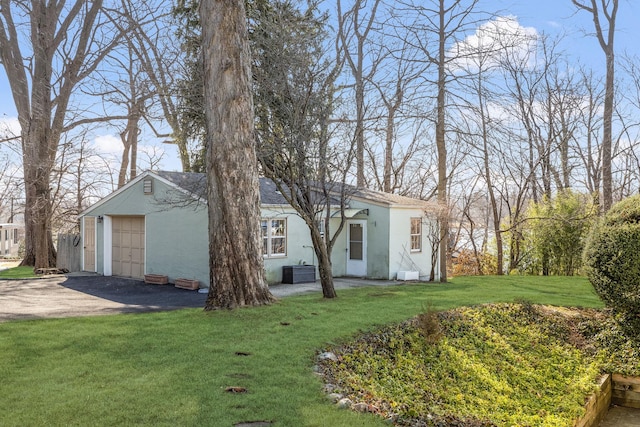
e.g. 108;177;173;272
410;217;422;252
261;218;286;257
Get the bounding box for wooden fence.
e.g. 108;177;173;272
56;233;82;272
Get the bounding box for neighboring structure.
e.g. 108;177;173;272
79;171;440;288
0;223;24;258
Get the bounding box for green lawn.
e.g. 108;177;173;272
0;276;602;426
0;266;37;279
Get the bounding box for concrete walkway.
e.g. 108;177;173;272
269;277;403;298
600;406;640;426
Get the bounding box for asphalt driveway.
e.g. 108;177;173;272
0;273;403;322
0;273;207;322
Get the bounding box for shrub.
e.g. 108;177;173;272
451;249;497;276
583;195;640;338
526;190;596;276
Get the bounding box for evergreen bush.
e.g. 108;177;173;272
583;195;640;338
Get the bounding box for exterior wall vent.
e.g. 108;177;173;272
143;178;153;195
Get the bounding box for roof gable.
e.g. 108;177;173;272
81;171;292;216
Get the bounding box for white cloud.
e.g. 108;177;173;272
92;134;122;155
449;16;539;73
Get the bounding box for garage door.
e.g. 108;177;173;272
112;216;145;279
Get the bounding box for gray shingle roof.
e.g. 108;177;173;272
155;171;207;198
154;171;433;209
155;171;288;205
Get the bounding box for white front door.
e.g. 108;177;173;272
346;220;367;276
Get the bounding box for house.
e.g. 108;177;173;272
0;223;23;258
79;171;440;288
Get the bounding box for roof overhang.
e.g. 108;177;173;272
331;208;369;218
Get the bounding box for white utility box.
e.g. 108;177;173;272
397;271;419;281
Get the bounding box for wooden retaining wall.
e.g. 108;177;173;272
612;374;640;409
574;374;640;427
574;374;611;427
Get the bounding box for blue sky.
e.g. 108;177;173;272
498;0;638;69
0;0;637;171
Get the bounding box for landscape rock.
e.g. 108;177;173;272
353;402;370;412
323;383;337;393
336;398;353;409
353;402;378;413
327;393;343;403
317;351;338;362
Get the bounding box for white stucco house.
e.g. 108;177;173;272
79;171;440;288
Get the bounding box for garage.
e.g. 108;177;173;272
112;216;145;279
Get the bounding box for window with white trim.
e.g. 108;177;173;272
410;217;422;252
261;218;287;257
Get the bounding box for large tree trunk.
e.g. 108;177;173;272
200;0;274;309
19;110;57;269
21;137;56;268
601;49;614;211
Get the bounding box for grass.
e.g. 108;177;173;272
0;275;602;426
0;266;37;279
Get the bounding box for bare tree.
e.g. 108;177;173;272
572;0;618;212
200;0;274;309
365;32;428;194
96;40;154;188
253;0;348;299
119;0;194;172
50;130;115;233
0;1;126;267
614;55;640;197
337;0;383;188
396;0;485;281
459;49;507;274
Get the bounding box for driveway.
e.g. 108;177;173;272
0;274;403;322
0;273;207;322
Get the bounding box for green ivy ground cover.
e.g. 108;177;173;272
321;303;640;426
